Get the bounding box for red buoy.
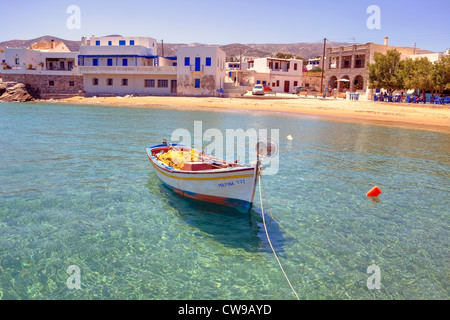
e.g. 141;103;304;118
367;186;382;197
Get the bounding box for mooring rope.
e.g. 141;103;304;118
258;174;300;300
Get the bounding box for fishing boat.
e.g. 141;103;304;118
146;142;261;212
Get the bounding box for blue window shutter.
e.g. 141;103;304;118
93;58;98;66
123;58;128;66
107;58;113;66
195;57;201;71
206;57;211;66
96;40;100;46
130;40;135;45
185;57;190;66
195;79;200;88
108;41;112;46
119;40;126;46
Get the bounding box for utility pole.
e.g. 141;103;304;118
413;42;416;55
161;39;164;57
320;38;327;95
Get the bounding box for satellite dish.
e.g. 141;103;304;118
256;138;278;158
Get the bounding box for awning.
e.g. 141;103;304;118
337;78;350;82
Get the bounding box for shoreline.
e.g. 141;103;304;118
38;95;450;132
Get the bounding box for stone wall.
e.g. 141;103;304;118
177;74;217;96
1;73;83;94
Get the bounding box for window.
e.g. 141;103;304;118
294;81;298;87
107;78;113;86
96;40;100;46
122;79;128;86
294;63;297;71
49;81;54;86
92;78;99;86
108;41;112;46
195;79;200;88
184;57;190;66
107;58;113;66
158;80;168;88
93;58;98;66
119;40;126;46
122;59;128;66
144;79;155;87
15;58;19;64
205;57;211;66
130;40;135;45
276;80;280;87
69;81;75;87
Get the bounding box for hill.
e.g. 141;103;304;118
0;36;433;60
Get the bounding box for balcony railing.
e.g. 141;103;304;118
79;66;177;74
189;64;204;72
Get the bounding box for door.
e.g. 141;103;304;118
195;57;201;71
171;80;177;93
284;81;290;93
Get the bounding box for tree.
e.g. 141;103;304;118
275;52;294;59
400;57;435;93
295;56;307;66
309;67;323;73
433;55;450;92
367;49;404;93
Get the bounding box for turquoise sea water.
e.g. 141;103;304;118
0;101;448;300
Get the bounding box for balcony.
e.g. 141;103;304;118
79;65;177;75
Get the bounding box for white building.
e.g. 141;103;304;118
306;57;322;71
251;57;303;93
78;35;179;95
176;46;226;96
0;44;82;94
78;36;226;96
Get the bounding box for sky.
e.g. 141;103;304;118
0;0;449;52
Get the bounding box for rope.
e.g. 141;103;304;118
258;174;300;300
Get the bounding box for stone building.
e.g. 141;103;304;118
0;46;82;95
324;37;430;99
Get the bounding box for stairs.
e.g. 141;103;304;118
223;82;246;98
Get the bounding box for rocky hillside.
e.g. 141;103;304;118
0;35;82;52
0;35;434;60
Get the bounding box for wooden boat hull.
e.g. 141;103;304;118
146;145;258;212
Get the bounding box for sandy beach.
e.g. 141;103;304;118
45;95;450;132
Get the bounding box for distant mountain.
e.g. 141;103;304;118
0;35;82;52
0;36;433;60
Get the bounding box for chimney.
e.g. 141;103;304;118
384;37;389;46
51;39;54;49
81;36;87;45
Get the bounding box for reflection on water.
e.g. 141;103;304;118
147;177;287;254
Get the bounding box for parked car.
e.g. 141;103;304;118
292;86;317;94
252;84;265;95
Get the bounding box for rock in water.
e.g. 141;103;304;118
0;82;39;102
